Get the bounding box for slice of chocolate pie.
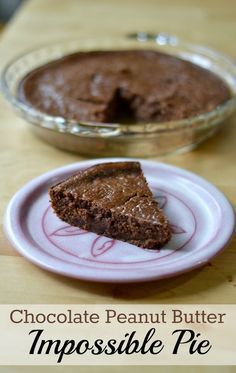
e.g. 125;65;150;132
49;162;171;249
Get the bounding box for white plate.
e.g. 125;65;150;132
4;158;235;283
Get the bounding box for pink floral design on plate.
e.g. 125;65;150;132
50;226;88;237
91;236;116;257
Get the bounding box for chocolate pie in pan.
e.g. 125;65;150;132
19;49;230;124
2;34;236;156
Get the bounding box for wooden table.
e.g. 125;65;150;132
0;0;236;306
1;1;236;372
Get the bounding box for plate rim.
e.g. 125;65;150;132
4;158;236;283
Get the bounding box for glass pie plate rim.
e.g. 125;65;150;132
1;32;236;155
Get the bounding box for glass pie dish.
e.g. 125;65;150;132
1;32;236;157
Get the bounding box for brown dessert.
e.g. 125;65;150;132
19;50;231;123
49;162;171;249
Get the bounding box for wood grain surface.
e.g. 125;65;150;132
0;0;235;308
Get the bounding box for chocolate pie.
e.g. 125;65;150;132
49;162;171;249
19;50;230;123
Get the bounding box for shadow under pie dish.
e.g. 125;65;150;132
1;33;236;157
